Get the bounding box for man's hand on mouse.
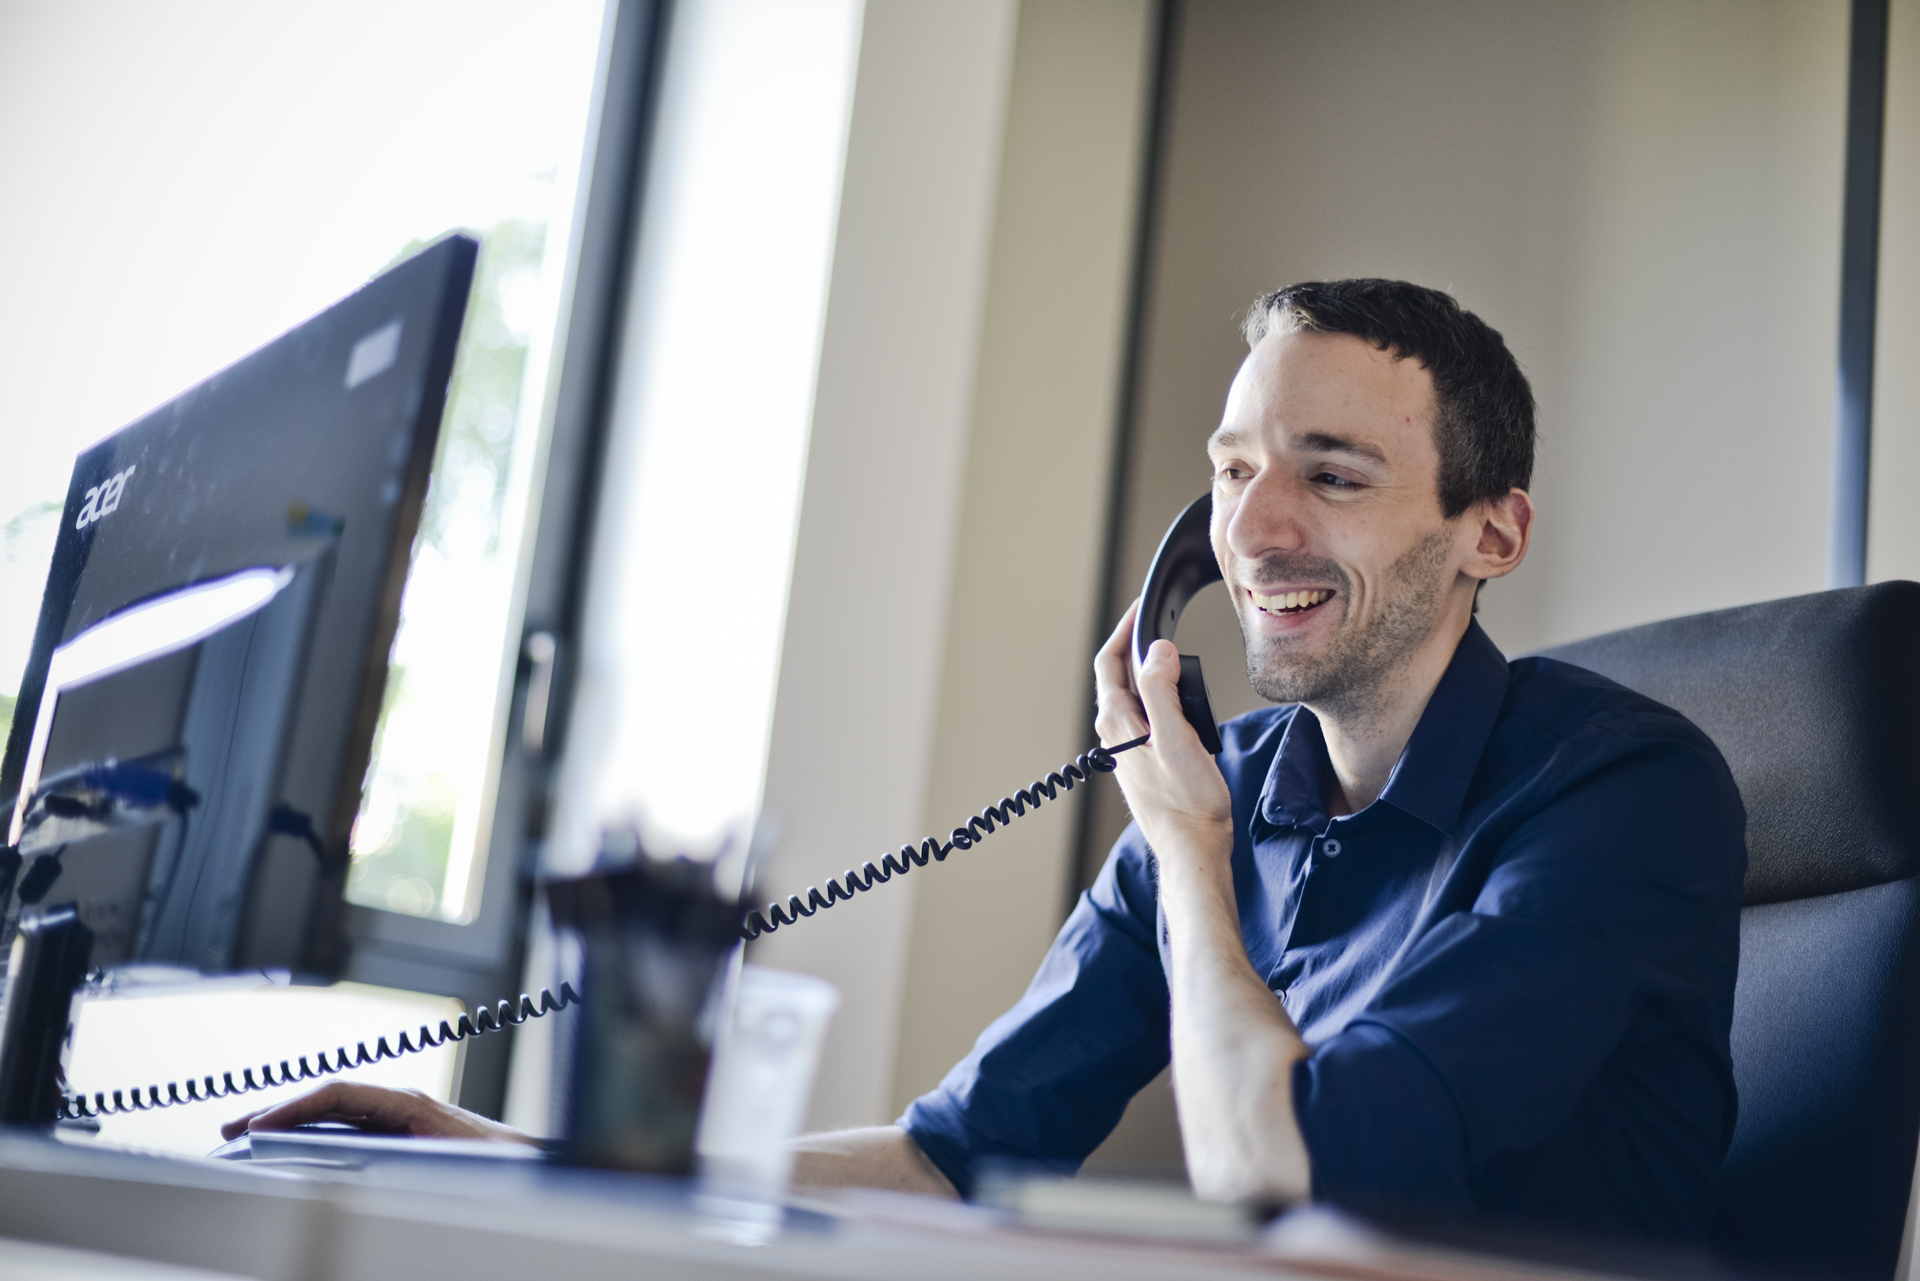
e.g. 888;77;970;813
220;1081;536;1145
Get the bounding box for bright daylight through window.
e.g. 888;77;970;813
0;2;606;1156
0;2;606;926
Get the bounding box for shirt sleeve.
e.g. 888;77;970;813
900;823;1172;1197
1293;725;1746;1214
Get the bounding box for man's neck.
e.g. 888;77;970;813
1312;603;1475;818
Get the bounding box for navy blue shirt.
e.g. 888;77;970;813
902;621;1746;1243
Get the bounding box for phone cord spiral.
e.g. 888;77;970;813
740;734;1150;941
55;982;581;1121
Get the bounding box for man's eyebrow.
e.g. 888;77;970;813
1293;431;1389;466
1205;427;1246;454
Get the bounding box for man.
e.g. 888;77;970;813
779;279;1744;1238
231;280;1745;1243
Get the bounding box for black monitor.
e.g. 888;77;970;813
0;235;476;1010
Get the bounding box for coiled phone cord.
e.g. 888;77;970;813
740;734;1150;940
50;734;1154;1117
55;982;580;1121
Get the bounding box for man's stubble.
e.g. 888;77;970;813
1239;530;1455;721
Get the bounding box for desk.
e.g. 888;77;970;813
0;1133;1649;1281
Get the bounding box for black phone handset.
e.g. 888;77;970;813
740;493;1223;939
1132;493;1224;756
59;499;1225;1119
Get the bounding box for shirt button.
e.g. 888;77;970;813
1322;838;1343;858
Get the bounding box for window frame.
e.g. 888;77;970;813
341;0;674;1117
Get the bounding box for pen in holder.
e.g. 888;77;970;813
545;839;742;1174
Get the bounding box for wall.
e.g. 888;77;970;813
748;0;1025;1131
887;0;1158;1118
1870;0;1920;581
1079;0;1852;1171
751;0;1164;1135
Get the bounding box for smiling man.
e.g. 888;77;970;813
799;279;1746;1242
233;281;1746;1244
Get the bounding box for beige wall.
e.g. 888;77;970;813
888;0;1158;1117
752;0;1159;1133
1871;0;1920;581
749;0;1023;1132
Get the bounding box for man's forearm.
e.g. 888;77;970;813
1159;831;1314;1205
788;1126;959;1198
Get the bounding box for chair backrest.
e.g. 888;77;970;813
1539;582;1920;1280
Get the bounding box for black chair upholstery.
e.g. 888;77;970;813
1539;581;1920;1280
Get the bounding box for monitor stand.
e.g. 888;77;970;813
0;908;93;1126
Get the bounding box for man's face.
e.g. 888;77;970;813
1206;329;1467;715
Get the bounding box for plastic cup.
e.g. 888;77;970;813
696;964;839;1210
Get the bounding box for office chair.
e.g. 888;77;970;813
1540;581;1920;1281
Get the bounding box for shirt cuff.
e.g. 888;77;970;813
899;1099;981;1199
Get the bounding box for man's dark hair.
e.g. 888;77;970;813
1242;279;1535;518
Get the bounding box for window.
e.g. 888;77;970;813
0;1;609;1153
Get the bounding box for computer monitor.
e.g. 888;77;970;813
0;234;477;989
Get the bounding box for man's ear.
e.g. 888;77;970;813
1465;488;1533;584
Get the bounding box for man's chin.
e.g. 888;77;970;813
1244;643;1339;707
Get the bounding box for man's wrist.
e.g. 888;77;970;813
1148;819;1237;904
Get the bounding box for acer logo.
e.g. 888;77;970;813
76;466;135;531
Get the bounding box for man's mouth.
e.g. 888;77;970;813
1249;588;1333;616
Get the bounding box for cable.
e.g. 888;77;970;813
56;982;580;1121
268;804;343;877
52;735;1157;1117
740;734;1150;940
30;759;199;820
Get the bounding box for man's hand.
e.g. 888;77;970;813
220;1082;536;1145
1093;601;1235;867
1094;601;1313;1206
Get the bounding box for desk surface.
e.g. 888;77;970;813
0;1132;1661;1281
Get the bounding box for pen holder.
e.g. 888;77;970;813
546;851;741;1174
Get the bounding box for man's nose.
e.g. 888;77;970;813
1226;472;1308;559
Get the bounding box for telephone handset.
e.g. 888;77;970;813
1132;493;1224;756
59;498;1228;1120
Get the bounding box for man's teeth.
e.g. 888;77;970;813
1250;588;1332;612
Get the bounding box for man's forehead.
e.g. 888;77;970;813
1211;331;1432;458
1207;423;1392;465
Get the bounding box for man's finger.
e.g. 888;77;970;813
1093;601;1140;687
1095;601;1149;744
222;1081;536;1148
242;1082;417;1136
1137;639;1200;753
220;1106;274;1141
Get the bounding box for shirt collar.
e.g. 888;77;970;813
1257;620;1510;837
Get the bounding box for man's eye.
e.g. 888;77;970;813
1213;464;1251;482
1312;471;1360;489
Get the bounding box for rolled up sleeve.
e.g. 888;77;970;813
901;825;1172;1197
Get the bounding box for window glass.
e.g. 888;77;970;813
0;1;607;922
549;0;861;868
